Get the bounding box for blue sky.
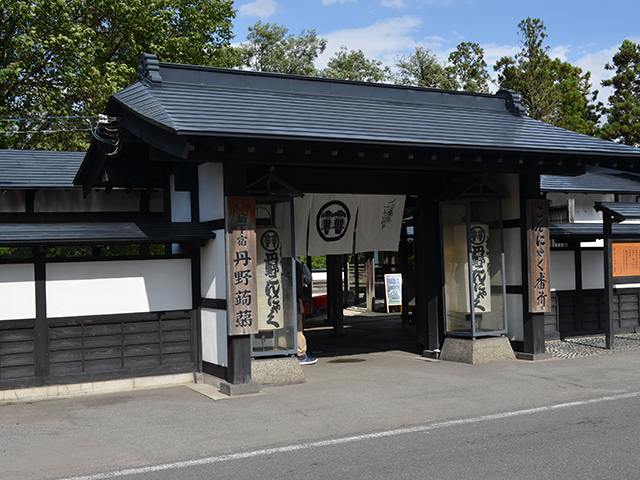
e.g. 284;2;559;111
231;0;640;103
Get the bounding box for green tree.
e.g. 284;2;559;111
320;46;391;83
494;18;558;122
444;42;491;93
240;21;327;76
393;47;448;88
600;39;640;146
0;0;237;151
494;17;598;134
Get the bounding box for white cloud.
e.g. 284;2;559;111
574;46;619;106
381;0;406;8
318;15;422;68
322;0;357;5
481;43;519;69
549;45;570;62
238;0;279;18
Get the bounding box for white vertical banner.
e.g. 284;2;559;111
453;223;491;314
307;194;360;256
355;195;405;253
256;226;285;331
294;195;312;256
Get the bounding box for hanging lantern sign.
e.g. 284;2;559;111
256;226;284;331
453;223;491;314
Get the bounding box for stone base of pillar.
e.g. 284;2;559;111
440;336;516;364
251;357;306;386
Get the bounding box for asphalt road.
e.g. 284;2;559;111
57;391;640;480
6;332;640;480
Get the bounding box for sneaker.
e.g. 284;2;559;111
298;353;318;365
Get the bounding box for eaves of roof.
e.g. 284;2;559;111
542;172;640;194
0;222;215;246
0;150;85;188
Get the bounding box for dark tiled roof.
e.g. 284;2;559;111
595;202;640;221
542;172;640;193
111;61;640;159
0;222;215;246
0;149;85;188
550;222;640;239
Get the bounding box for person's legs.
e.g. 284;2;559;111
296;306;317;365
297;313;307;356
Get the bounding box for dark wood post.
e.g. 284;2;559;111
343;254;349;307
365;252;375;311
603;214;614;349
223;162;253;385
413;196;443;351
400;224;409;328
33;247;49;377
354;255;360;303
521;174;546;355
572;240;583;334
327;254;344;335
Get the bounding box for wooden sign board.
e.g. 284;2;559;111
384;273;402;313
526;199;551;313
226;197;259;336
612;243;640;277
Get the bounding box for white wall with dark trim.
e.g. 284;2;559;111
0;264;36;320
46;258;192;318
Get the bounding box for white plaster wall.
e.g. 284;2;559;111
201;229;227;299
507;293;523;341
201;308;228;367
582;250;604;290
170;175;191;222
46;259;192;318
198;163;225;222
550;250;576;291
0;189;25;212
35;189;142;212
503;227;522;286
0;264;36;320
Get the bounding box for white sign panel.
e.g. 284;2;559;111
256;226;285;331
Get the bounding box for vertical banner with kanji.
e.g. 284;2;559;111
527;199;551;313
226;196;259;336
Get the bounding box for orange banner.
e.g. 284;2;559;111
612;243;640;277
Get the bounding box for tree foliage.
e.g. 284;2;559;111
494;17;598;134
444;42;491;93
600;39;640;146
0;0;237;151
393;43;491;93
320;46;391;83
393;47;447;88
240;21;327;76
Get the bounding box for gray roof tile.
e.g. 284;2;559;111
0;149;85;188
112;63;640;159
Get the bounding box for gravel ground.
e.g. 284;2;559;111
546;333;640;358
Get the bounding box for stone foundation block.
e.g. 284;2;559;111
251;357;306;386
440;336;516;364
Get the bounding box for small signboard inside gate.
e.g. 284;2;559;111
384;273;402;313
